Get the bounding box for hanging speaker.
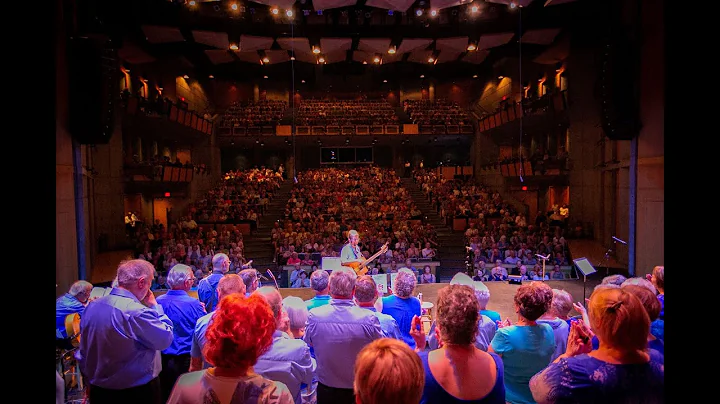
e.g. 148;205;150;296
599;31;641;140
67;36;119;144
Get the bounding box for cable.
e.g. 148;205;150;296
518;7;524;183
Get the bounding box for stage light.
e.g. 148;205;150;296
229;44;239;50
363;61;368;64
317;9;322;15
231;3;238;11
318;57;325;63
271;7;279;15
208;75;214;79
510;2;517;9
312;46;321;54
388;10;393;16
471;5;479;13
290;56;296;61
383;79;387;83
373;56;381;63
164;192;171;197
430;10;438;17
416;9;423;16
183;74;189;79
420;74;425;78
427;57;435;63
263;75;268;79
263;57;270;63
473;74;478;78
498;75;504;79
467;43;476;51
286;10;293;17
522;186;527;191
301;79;306;83
387;46;396;54
188;0;196;6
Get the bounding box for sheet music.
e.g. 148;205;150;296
372;274;388;294
89;287;111;299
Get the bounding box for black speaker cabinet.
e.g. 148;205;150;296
599;32;642;140
67;36;119;144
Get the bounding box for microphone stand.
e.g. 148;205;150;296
266;270;280;289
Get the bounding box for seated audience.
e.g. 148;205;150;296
167;293;294;404
353;338;425;404
529;287;664;403
410;284;506;403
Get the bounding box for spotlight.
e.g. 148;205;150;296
263;57;270;63
231;3;238;11
312;46;321;54
229;44;239;50
471;5;479;13
430;10;438;17
188;0;196;6
271;7;279;15
467;43;476;51
388;46;396;54
286;10;293;17
427;57;435;63
318;57;325;63
416;9;423;16
373;56;381;63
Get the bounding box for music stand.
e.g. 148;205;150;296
573;257;597;303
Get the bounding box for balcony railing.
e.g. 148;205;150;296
124;95;214;136
215;123;474;137
478;91;567;132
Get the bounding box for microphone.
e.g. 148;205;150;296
266;269;280;289
612;236;627;245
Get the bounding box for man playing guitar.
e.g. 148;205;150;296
340;230;388;276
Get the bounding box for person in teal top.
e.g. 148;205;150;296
305;270;332;311
489;282;556;404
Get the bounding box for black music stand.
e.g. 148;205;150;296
573;257;597;303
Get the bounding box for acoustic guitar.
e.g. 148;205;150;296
64;313;81;348
342;242;389;276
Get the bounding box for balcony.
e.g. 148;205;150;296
122;94;214;142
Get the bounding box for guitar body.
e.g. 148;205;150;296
65;313;81;348
342;261;368;276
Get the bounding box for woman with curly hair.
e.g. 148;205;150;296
167;293;294;404
488;282;556;404
410;284;505;403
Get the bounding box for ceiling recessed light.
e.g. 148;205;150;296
467;44;476;51
263;75;268;79
420;75;425;78
183;74;189;79
229;44;239;50
262;57;270;63
383;79;387;83
208;75;214;79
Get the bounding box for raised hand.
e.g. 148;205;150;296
410;315;427;351
565;321;593;357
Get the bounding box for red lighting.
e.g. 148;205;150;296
180;97;185;101
164;192;171;197
521;186;527;191
502;95;507;100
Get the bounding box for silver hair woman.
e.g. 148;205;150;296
282;296;310;339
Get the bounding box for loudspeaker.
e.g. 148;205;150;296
67;36;119;144
599;29;641;140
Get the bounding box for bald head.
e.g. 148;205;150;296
253;286;283;320
217;274;246;300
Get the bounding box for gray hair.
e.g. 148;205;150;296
329;268;357;298
238;269;258;292
69;280;93;297
310;269;329;292
354;276;378;303
212;253;229;272
167;264;194;288
601;274;627;286
550;289;573;316
254;286;283;319
621;277;657;295
111;277;119;288
473;281;490;307
282;296;309;330
450;272;474;287
117;259;156;287
593;283;620;292
394;268;417;298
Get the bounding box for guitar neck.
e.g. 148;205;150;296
358;244;388;270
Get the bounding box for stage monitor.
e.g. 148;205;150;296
508;275;522;285
573;257;597;277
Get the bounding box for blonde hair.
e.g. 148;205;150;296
588;287;649;352
354;338;424;404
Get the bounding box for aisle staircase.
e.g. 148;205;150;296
401;178;469;282
242;180;293;272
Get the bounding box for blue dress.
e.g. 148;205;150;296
530;350;664;403
418;350;506;404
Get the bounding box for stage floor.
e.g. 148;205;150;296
278;278;603;322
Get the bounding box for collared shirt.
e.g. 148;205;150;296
360;306;403;341
197;272;224;312
340;243;363;265
56;293;85;339
190;311;214;369
305;295;331;311
78;288;174;389
157;289;206;356
303;298;383;389
381;294;422;349
255;330;317;404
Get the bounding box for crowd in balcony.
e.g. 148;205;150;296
413;168;571;281
295;99;398;126
274;167;438;268
404;99;471;125
219;100;287;127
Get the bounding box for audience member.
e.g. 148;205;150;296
167;293;294;404
79;259;174;404
156;264;207;402
303;268;384;404
239;268;260;296
489;282;556;404
648;265;664;320
411;284;506;403
536;289;572;361
353;338;424;404
381;268;422;349
529;287;664;403
282;296;310;339
254;287;317;404
190;274;246;371
197;253;230;312
305;270;331;310
56;280;93;346
354;275;403;340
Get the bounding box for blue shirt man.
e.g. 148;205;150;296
196;253;230;312
156;264;207;402
78;259;173;399
55;280;92;340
